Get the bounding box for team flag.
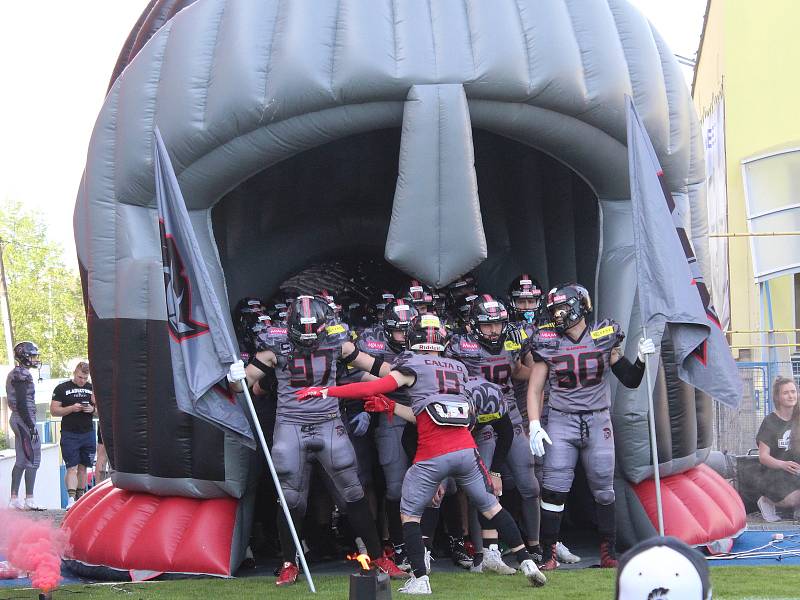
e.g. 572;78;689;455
154;127;255;445
626;97;742;408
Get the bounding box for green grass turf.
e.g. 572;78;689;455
7;567;800;599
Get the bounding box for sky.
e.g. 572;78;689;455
0;0;707;271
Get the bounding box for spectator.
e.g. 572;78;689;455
755;376;800;522
94;425;109;483
50;361;95;508
616;535;711;600
7;341;44;510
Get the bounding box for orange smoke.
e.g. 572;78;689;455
0;509;66;592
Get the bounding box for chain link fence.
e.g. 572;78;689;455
712;360;798;455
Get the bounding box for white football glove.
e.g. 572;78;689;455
637;338;656;362
227;360;246;383
528;420;552;457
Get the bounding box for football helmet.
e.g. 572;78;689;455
406;314;449;353
287;295;334;351
468;295;510;350
546;284;591;331
383;299;419;353
14;341;41;368
507;274;544;322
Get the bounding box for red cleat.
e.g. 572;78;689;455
599;540;618;568
276;561;299;586
373;556;410;579
539;544;559;571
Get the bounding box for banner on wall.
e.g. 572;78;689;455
701;95;731;330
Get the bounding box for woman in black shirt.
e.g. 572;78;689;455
755;376;800;521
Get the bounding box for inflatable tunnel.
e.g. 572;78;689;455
68;0;745;577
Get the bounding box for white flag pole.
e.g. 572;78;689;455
641;320;665;536
240;383;316;593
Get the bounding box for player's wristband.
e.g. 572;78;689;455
369;355;384;377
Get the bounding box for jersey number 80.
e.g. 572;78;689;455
551;351;604;389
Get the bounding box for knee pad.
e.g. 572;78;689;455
540;488;567;513
280;488;306;514
592;488;615;505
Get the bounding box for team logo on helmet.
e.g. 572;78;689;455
160;219;210;343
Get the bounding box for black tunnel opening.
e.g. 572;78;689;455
211;127;604;542
212;128;599;303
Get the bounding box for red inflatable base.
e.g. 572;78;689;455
633;463;746;546
62;480;239;577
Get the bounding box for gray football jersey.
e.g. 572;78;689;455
355;325;411;405
6;365;34;414
272;323;350;423
391;351;469;416
529;318;624;413
447;333;523;423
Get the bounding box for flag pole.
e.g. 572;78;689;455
641;321;665;536
239;383;316;593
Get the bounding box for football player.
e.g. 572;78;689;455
446;296;542;565
526;284;654;570
233;295;406;584
7;341;44;510
295;314;546;594
507;275;581;565
349;300;420;568
400;280;437;315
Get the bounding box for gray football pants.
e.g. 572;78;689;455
401;449;497;518
542;408;615;505
272;417;364;514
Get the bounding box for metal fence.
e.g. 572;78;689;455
712;360;797;455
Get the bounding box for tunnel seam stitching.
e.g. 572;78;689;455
463;0;477;80
426;0;439;80
201;0;228;128
329;0;342;99
512;0;533;93
390;0;399;79
262;0;284;124
437;86;442;283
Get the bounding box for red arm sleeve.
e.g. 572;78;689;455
326;375;399;399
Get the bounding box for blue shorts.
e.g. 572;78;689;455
61;430;96;468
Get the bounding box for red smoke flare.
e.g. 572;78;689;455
0;509;66;592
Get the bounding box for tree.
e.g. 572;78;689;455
0;200;87;377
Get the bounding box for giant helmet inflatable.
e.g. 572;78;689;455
65;0;745;578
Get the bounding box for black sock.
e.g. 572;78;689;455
402;521;427;578
346;497;382;558
539;508;563;550
472;551;483;567
487;508;524;550
596;501;616;544
68;488;77;499
385;499;404;546
277;507;304;564
75;488;86;499
421;506;439;546
514;547;532;565
482;536;498;551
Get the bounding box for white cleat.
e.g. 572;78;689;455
481;545;517;575
7;498;24;510
555;541;581;564
423;549;433;575
520;559;546;587
66;497;76;510
23;498;45;511
398;574;432;595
